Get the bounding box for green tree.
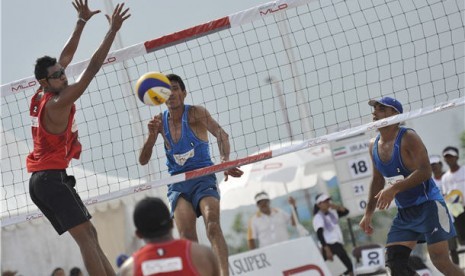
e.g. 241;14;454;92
225;212;249;254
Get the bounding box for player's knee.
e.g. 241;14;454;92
385;245;417;276
69;223;100;248
429;250;454;271
205;221;222;238
178;228;198;241
183;233;198;242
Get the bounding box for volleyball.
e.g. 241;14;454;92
135;72;171;105
445;190;463;204
445;190;464;217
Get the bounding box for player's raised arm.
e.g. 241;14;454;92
59;0;101;69
47;3;130;110
139;114;163;165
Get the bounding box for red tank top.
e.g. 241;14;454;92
132;239;200;276
26;89;82;172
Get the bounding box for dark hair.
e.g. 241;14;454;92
312;193;324;215
133;197;173;239
69;267;81;276
313;203;320;215
35;56;57;81
166;73;186;92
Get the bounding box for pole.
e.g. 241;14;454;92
102;1;155;185
266;76;294;141
276;12;313;139
283;182;309;237
347;217;357;248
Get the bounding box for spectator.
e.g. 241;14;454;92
429;155;445;194
441;146;465;265
312;193;353;276
116;254;129;268
51;268;65;276
247;191;297;249
2;271;18;276
69;267;83;276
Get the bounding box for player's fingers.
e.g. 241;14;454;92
231;170;243;177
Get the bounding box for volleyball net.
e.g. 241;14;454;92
1;0;464;226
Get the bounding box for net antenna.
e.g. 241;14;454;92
1;0;464;226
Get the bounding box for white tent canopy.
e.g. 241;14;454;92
220;142;335;210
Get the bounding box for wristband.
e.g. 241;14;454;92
78;17;87;23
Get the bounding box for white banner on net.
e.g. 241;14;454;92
0;42;148;98
228;0;316;27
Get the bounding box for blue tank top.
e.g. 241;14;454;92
163;105;214;175
372;127;443;208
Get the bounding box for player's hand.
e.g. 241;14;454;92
359;214;374;235
288;196;296;206
105;3;131;32
224;167;243;181
324;246;334;261
375;186;396;210
72;0;101;22
147;114;162;136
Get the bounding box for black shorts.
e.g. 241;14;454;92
453;212;465;245
29;170;91;235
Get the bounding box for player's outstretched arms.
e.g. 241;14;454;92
54;3;130;109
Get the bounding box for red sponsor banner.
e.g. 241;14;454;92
282;264;324;276
185;151;272;180
144;17;231;53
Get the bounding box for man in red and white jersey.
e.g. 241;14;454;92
26;1;130;275
117;197;219;276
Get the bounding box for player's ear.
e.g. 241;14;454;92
135;230;143;239
38;79;48;88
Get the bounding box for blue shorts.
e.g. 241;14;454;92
387;200;456;245
167;174;218;218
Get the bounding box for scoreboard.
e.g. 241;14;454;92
331;133;372;217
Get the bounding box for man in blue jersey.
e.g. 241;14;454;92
139;73;243;276
359;97;464;275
